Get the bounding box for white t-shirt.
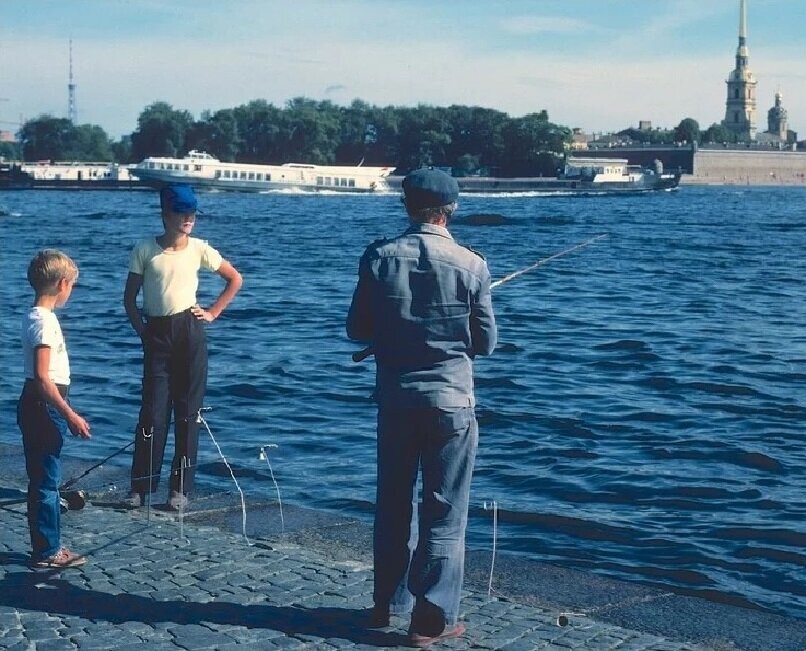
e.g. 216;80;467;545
129;237;223;317
22;306;71;385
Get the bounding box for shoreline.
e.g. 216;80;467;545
0;441;803;650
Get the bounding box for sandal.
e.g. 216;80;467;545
32;548;87;569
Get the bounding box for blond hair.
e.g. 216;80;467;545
27;249;79;295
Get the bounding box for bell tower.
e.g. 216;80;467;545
723;0;757;141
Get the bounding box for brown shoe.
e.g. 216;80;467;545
121;491;144;508
408;622;466;648
32;548;87;569
166;490;188;511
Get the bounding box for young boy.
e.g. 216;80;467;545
123;184;242;511
18;249;91;569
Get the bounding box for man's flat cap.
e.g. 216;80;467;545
402;168;459;211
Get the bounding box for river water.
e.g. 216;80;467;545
0;186;803;620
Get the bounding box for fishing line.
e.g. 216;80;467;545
482;500;498;597
556;590;676;628
197;409;250;543
352;233;609;362
259;444;285;533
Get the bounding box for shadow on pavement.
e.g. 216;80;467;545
0;571;408;647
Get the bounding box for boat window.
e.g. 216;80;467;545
223;170;230;178
184;164;190;171
248;172;255;181
194;165;202;171
317;176;323;185
240;172;247;180
325;177;331;186
266;174;271;181
348;179;355;187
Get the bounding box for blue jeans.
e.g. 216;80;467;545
18;383;67;560
374;406;478;631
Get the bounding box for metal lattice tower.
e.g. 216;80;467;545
67;39;77;123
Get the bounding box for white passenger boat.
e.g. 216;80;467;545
129;150;395;193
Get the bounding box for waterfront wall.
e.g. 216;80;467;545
688;148;806;185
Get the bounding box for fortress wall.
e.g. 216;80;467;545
689;149;806;185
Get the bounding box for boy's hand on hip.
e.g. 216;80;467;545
191;304;216;322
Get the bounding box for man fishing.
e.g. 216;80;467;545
347;168;497;646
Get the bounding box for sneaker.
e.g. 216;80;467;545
166;490;188;511
121;491;144;508
32;548;87;569
408;622;466;648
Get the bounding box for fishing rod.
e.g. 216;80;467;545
351;233;609;363
56;408;215;511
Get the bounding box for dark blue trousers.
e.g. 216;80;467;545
130;309;207;495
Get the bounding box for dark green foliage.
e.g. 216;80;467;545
701;122;738;144
13;97;711;175
673;118;700;144
19;115;114;161
123;97;573;176
0;140;21;160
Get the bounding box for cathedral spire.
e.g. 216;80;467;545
739;0;747;40
724;0;757;141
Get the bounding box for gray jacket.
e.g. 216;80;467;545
347;222;497;408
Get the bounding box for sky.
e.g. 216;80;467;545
2;0;804;140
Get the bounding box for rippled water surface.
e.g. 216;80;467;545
1;187;804;619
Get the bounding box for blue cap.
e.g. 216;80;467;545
402;168;459;211
160;184;198;214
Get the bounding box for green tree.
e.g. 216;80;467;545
444;105;507;175
186;109;241;161
673;118;700;144
282;97;341;164
701;122;737;144
232;99;285;163
65;124;113;161
130;101;194;161
499;111;570;176
19;115;74;161
0;140;22;161
112;135;133;163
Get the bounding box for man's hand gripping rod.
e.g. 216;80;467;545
352;233;608;362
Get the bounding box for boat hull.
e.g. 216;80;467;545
453;175;681;194
130;168;384;193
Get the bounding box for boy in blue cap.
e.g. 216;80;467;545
347;168;497;646
123;184;242;510
19;249;91;568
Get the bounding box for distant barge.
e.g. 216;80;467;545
0;161;147;190
454;158;681;194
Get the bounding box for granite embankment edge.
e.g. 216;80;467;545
0;441;803;651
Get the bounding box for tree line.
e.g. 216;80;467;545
1;96;722;176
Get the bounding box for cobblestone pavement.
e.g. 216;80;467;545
0;491;720;651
